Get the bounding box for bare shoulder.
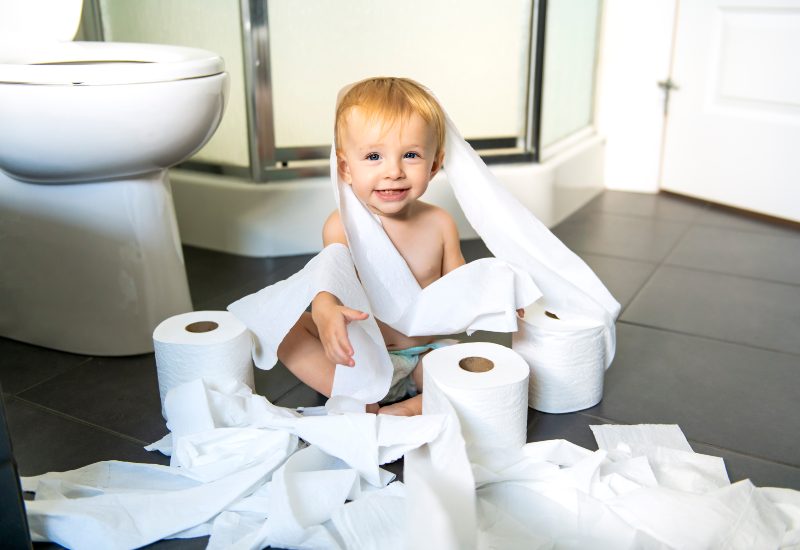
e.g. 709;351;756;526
416;201;459;237
322;210;348;246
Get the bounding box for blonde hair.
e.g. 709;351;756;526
335;77;446;158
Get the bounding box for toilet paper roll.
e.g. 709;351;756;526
512;304;606;414
423;342;530;451
153;311;254;419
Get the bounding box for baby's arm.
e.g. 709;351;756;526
438;209;466;276
312;211;368;367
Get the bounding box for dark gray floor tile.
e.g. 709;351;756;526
34;535;213;549
6;396;166;477
460;238;493;262
577;191;707;223
578;253;658;310
184;246;312;310
195;259;310;311
666;225;800;285
552;213;688;262
140;537;210;549
254;363;302;403
273;383;328;409
0;338;90;395
622;265;800;354
455;330;512;347
18;355;168;444
527;411;603;449
691;443;800;491
696;205;800;237
586;323;800;466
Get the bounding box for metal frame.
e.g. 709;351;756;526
527;0;547;163
80;0;104;41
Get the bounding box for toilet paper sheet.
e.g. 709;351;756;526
23;376;800;549
228;243;394;405
228;242;540;407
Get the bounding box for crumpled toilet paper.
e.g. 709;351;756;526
22;376;800;549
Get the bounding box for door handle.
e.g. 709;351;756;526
657;78;680;115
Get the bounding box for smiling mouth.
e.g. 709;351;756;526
375;188;409;200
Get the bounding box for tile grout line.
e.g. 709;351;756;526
571;247;800;290
11;356;95;397
8;394;153;447
616;319;800;358
574;410;800;471
658;261;800;289
613;211;698;317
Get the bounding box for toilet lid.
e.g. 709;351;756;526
0;42;225;85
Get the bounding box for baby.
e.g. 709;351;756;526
277;77;465;416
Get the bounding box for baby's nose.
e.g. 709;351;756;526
385;160;404;179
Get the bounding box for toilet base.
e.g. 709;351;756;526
0;170;193;356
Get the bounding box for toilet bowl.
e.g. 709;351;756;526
0;3;229;355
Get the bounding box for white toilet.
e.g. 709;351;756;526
0;1;229;355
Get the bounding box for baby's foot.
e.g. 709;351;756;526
378;394;422;416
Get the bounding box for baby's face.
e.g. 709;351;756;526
337;108;441;219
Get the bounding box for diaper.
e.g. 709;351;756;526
382;339;458;404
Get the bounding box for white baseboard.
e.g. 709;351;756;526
170;135;606;257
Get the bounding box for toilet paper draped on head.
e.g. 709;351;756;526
330;78;619;356
230;78;619;406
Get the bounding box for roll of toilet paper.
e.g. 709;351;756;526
153;311;254;419
423;342;529;451
512;304;607;414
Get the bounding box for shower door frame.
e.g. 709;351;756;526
238;0;546;182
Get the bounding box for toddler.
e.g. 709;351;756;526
277;77;464;416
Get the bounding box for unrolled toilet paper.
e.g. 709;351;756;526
153;311;254;419
423;342;530;451
512;303;606;413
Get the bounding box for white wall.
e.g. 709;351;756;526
594;0;676;192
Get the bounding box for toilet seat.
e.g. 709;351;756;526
0;41;224;86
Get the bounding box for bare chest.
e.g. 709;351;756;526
383;221;444;288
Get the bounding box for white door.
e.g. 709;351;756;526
660;0;800;222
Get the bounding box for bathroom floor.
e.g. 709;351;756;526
2;190;799;548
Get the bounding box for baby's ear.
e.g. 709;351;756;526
337;153;353;184
430;151;445;178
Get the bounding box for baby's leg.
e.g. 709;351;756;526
277;312;336;397
278;313;380;413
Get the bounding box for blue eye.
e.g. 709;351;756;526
404;152;419;159
366;153;380;161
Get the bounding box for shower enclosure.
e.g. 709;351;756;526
83;0;601;179
81;0;604;255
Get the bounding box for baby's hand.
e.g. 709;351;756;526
517;308;525;318
312;302;369;367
